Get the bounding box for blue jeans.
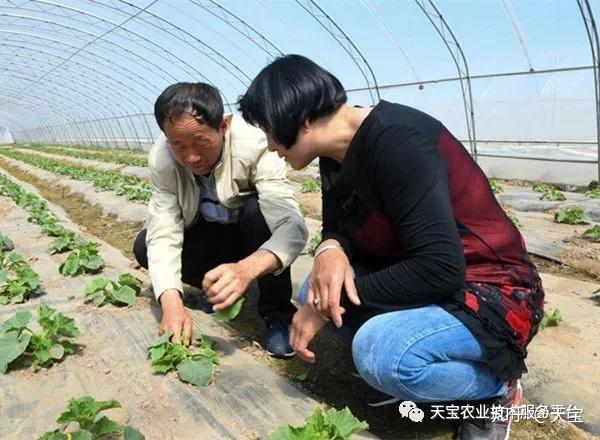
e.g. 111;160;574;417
297;276;507;403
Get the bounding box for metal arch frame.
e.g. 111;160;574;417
86;0;251;87
577;0;600;182
2;0;159;100
28;0;234;109
0;102;96;147
295;0;380;104
357;0;420;82
254;0;333;69
0;6;219;95
0;67;150;148
1;54;153;114
415;0;478;159
0;44;158;142
189;0;283;59
0;43;157;104
0;33;175;98
0;74;140;149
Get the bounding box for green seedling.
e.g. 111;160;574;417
489;178;503;195
213;297;245;322
37;395;144;440
540;308;562;330
0;232;14;251
0;251;43;304
583;225;600;243
84;273;143;307
0;150;151;203
584;187;600;198
59;240;104;276
267;406;369;440
553;207;591;225
0;305;80;373
148;331;219;387
300;178;321;193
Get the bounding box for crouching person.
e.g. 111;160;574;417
133;82;308;358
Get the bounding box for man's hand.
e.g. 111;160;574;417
159;289;193;345
202;261;255;311
309;240;360;327
290;304;332;363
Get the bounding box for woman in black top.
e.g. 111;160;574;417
238;55;544;440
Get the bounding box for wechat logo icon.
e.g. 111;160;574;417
398;400;425;423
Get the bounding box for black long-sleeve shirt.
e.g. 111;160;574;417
319;101;544;380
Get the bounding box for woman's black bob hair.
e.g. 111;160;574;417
154;82;224;132
238;54;347;148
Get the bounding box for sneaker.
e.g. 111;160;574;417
263;313;295;359
360;384;401;408
457;380;523;440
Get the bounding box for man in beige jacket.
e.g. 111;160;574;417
133;82;308;358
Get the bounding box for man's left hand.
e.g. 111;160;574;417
202;262;255;311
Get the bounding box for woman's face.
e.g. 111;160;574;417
266;124;318;170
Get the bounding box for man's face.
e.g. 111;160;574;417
164;113;226;175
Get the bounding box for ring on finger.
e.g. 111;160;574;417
313;297;321;305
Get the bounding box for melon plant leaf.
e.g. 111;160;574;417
38;431;68;440
71;431;93;440
177;357;214;387
92;293;106;307
0;232;14;251
214;297;245;322
112;285;136;306
60;253;82;276
325;407;370;438
94;416;122;437
123;425;146;440
267;407;369;440
57;396;121;430
118;273;143;295
49;343;65;360
0;310;32;334
0;331;32;374
84;277;110;296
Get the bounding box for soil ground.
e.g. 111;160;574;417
1;147;598;439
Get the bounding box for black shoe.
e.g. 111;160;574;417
360;384;401;408
457;380;523;440
263;312;295;359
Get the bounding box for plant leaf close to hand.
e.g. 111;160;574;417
148;332;219;386
267;407;369;440
213;297;245;322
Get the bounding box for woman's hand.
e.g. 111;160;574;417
289;304;331;363
308;239;361;327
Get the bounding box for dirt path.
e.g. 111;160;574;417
0;173;376;440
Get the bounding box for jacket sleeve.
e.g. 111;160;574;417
145;137;185;301
353;127;466;308
251;141;308;275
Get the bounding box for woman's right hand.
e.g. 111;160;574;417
159;289;193;345
309;240;361;327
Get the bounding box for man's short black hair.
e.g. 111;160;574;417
154;82;224;131
238;54;347;148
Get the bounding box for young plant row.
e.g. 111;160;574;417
0;149;151;203
0;173;106;278
21;144;148;168
24;142;146;157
